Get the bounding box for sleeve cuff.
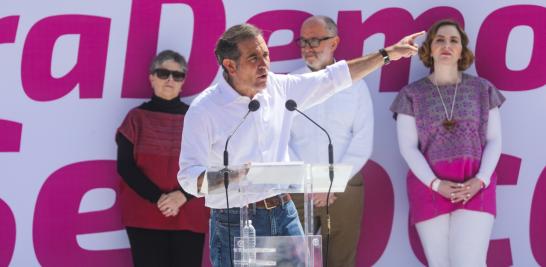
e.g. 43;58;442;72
431;179;441;192
475;174;490;188
178;166;207;197
178;188;195;201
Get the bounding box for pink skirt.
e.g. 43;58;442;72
407;158;497;224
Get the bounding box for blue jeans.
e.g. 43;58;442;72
209;200;303;267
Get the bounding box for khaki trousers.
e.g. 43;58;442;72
292;172;364;267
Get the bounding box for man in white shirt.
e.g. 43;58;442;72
178;23;422;266
289;16;373;267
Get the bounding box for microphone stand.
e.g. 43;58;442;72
223;100;260;267
285;99;334;267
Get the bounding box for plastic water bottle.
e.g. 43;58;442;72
242;220;256;266
241;222;249;267
247;220;256;266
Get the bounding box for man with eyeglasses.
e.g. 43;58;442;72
289;15;373;267
178;23;423;266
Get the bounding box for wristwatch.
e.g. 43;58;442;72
379;48;390;65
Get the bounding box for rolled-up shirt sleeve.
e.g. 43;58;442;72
177;107;210;197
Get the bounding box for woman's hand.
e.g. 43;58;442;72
450;178;483;204
436;180;466;202
157;191;187;217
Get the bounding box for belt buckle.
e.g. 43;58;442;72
263;199;276;210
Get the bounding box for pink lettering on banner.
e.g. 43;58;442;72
493;154;521;185
0;120;22;152
486;153;521;266
356;160;394;266
21;15;110;101
0;199;16;267
337;7;463;92
122;0;225;98
476;5;546;91
33;160;131;267
247;10;312;62
530;166;546;266
0;16;19;43
0;14;20;258
409;154;520;266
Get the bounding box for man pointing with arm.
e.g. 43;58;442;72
178;23;423;266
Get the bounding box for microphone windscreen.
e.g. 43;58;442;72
285;99;297;111
248;100;260;112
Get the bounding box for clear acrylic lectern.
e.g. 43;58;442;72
204;162;352;267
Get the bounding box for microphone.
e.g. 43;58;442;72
222;99;259;267
286;98;335;267
285;99;334;182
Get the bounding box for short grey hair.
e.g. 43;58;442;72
214;23;263;71
148;50;187;74
309;15;338;36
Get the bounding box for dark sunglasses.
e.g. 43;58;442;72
153;68;186;82
296;36;335;48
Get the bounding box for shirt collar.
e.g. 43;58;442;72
217;73;272;105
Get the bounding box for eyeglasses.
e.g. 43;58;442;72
153;68;186;82
296;36;335;48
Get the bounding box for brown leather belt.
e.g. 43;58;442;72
254;193;291;209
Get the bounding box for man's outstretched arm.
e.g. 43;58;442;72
347;31;425;81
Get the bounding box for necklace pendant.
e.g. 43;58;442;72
443;119;456;130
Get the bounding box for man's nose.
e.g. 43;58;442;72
302;44;314;52
257;57;268;67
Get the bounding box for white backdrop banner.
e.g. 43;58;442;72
1;1;545;266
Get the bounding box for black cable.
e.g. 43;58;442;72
223;170;234;267
325;145;334;267
285;99;334;267
223;100;260;267
325;178;334;267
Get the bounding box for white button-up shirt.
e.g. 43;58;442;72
178;61;352;208
289;66;374;178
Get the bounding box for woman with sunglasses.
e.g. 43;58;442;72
390;20;505;266
116;50;208;267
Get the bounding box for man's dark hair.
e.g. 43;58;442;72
214;23;263;72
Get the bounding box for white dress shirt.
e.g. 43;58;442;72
178;61;352;208
289;66;374;178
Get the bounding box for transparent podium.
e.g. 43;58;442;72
204;162;352;267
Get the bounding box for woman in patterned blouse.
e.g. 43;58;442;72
390;20;505;267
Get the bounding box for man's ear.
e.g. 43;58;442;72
331;36;340;50
222;59;237;75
